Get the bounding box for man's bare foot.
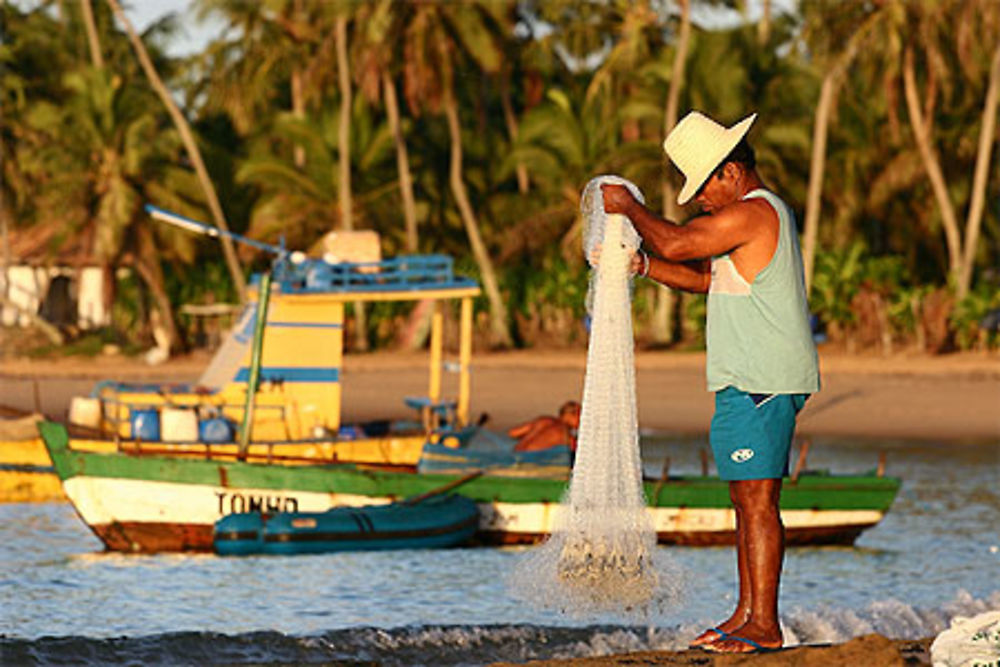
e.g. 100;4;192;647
687;614;749;648
702;623;783;654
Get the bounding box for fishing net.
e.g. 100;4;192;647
510;176;680;618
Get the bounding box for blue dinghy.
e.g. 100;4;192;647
213;493;479;556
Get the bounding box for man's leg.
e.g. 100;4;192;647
689;484;752;647
709;478;785;653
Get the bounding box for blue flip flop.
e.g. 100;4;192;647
703;634;780;654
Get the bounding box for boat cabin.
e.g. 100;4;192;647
69;217;480;469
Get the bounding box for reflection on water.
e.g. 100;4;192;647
2;436;998;654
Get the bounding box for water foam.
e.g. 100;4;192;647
5;592;996;666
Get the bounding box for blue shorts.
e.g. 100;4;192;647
709;387;809;481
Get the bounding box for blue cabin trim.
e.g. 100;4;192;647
253;254;479;295
234;367;340;383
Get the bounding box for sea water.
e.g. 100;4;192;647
2;436;997;665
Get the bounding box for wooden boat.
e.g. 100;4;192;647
40;421;901;553
64;240;480;470
7;207;484;503
0;407;63;502
214;493;479;556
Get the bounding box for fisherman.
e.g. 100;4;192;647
601;111;820;654
509;400;581;453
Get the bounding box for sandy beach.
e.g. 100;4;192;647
2;347;998;444
490;634;933;666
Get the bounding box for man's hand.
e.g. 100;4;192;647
588;241;645;276
601;183;637;215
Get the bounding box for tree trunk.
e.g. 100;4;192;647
757;0;771;45
133;223;181;351
654;0;690;344
802;71;837;295
335;15;353;231
80;0;111;322
291;68;306;168
958;43;1000;299
106;0;247;304
902;47;964;285
80;0;104;68
500;71;529;194
383;72;418;253
661;0;690;218
0;206;9;304
801;17;872;294
442;92;512;348
291;0;305;169
334;14;366;350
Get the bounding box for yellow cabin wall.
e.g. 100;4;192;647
223;295;344;439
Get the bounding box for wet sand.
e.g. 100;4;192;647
1;348;998;443
489;634;933;666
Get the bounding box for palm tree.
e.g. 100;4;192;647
800;3;881;293
79;0;105;68
960;43;1000;298
106;0;247;304
330;8;371;350
402;2;513;347
352;0;420;253
20;64;194;347
889;0;1000;298
235;104;398;248
657;0;691;344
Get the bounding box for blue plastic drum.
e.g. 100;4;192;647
130;409;160;441
199;417;234;443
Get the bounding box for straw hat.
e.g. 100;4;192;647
663;111;757;205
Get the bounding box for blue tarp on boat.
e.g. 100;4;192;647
417;427;573;477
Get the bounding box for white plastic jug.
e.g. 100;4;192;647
161;408;199;442
68;397;101;429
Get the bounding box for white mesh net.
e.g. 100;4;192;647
510;176;681;618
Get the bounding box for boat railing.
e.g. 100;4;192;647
91;384;288;447
268;254;480;295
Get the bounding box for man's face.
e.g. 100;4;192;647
694;163;740;214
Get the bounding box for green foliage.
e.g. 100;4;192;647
950;278;1000;350
6;0;999;353
506;253;589;320
110;270;147;346
684;293;708;349
810;241;867;330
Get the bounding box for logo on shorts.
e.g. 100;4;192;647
731;448;755;463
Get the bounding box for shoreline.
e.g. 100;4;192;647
489;634;934;666
1;348;997;443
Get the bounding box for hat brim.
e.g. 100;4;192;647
676;113;757;205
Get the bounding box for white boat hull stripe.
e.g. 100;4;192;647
64;477;884;534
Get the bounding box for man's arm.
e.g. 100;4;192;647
602;183;758;262
645;256;711;293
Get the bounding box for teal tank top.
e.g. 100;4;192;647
705;189;820;394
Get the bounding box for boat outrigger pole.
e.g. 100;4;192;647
145;205;305;263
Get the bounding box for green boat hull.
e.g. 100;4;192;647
39;422;901;553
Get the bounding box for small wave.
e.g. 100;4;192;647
3;590;997;666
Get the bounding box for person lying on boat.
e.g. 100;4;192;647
509;401;581;452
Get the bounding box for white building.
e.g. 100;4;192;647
1;223;110;330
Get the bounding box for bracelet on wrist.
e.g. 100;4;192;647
640;250;650;278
